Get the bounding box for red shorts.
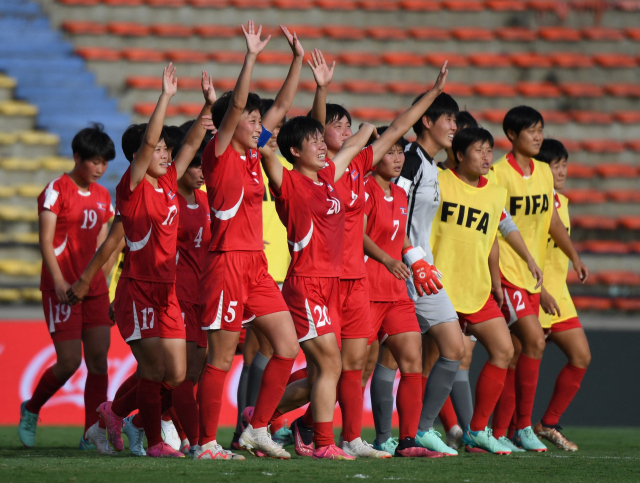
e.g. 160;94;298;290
179;299;207;348
500;278;541;326
114;278;185;342
282;276;341;345
457;295;504;335
369;298;420;345
339;278;371;340
42;291;111;342
200;251;288;332
544;317;582;338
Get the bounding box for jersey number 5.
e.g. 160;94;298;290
224;301;238;323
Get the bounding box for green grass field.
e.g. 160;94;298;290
1;426;639;483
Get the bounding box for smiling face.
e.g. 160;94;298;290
73;154;108;184
425;113;457;151
457;140;493;177
324;115;352;155
143;138;170;178
291;129;327;172
509;121;543;158
233;109;263;151
549;157;568;190
375;144;405;180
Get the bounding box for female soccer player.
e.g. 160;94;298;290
491;107;589;452
19;124;115;451
534;139;591;451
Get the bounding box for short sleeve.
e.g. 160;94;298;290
38;178;63;215
115;168;144;215
324;160;337;183
396;150;421;196
160;162;178;192
270;166;293;201
353;145;374;175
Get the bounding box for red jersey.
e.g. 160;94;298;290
176;189;211;303
334;146;373;280
116;163;179;283
272;161;345;278
364;179;410;302
38;174;114;295
202;135;264;252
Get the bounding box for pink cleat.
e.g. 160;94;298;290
97;402;124;452
465;445;488;454
147;442;185;458
313;444;356;460
396;446;444;458
291;418;314;457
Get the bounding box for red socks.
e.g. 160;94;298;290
198;364;228;446
438;397;458;433
313;421;334;449
114;373;138;400
542;364;587;427
287;367;308;385
397;373;422;440
172;380;199;445
84;373;108;434
338;370;363;443
137;378;163;447
515;354;541;430
470;363;507;431
168;407;188;442
111;379;139;418
25;367;66;414
492;368;515;438
251;355;296;429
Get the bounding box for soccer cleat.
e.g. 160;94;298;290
534;422;578;451
498;436;525;453
272;424;294;446
188;445;199;457
341;437;392;458
147;441;185;458
462;426;511;455
161;419;181;451
97;402;124;451
513;426;548;452
446;424;463;450
85;421;116;456
194;441;246;460
180;439;190;455
239;424;291;459
313;444;356;460
416;429;458;456
79;436;96;451
122;415;146;456
395;437;444;458
230;432;242;451
373;437;399;455
18;401;38;448
291;418;314;457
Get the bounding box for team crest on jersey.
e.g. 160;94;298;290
96;202;106;211
350;169;359;181
400;207;408;215
327;183;334;192
167;190;176;201
249;150;258;159
206;213;211;222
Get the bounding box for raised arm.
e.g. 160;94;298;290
39;211;69;304
130;64;177;191
215;20;270;157
172;71;217;179
370;61;448;167
308;49;335;126
549;204;589;283
259;144;284;190
332;122;378;182
261;26;304;131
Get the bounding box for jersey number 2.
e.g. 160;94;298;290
513;291;526;312
313;305;331;328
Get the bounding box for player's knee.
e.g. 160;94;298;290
524;335;546;358
56;353;82;377
398;356;422;375
276;341;300;360
84;351;109;374
441;342;465;362
494;342;514;367
570;349;591;369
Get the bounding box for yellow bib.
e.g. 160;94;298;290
108;251;124;302
539;193;578;328
492;155;554;293
431;170;507;313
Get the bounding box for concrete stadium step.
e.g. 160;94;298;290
0;75;16;102
0;104;38;132
580;254;640;273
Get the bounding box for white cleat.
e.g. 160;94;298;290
239;424;291;459
122;416;146;456
86;422;116;456
180;438;191;455
446;424;464;450
194;441;245;460
161;419;181;451
341;437;392;459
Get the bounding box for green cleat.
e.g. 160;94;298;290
462;426;511;455
498;436;525;452
513;426;548;452
18;401;38;448
79;436;96;451
416;429;458;456
272;425;294;446
373;437;399;455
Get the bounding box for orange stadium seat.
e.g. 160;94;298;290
338;52;382;66
509;52;552;68
285;25;324;38
231;0;271;8
473;83;516;97
571;215;617;230
468;53;512;68
592;53;637;68
538;26;582;42
365;27;408;41
582;27;624;41
75;46;121;61
451;27;495;41
179;103;206;116
357;0;399;11
495;27;538;42
342;80;387;94
103;0;144;5
579;240;630;254
527;0;557;11
255;79;283;92
566;270;598;286
442;1;485;11
151;24;194;37
539;110;571;124
626;140;640;152
194;25;238;37
255;51;292;64
613;299;640;311
188;0;230;7
146;0;187;6
486;0;527;11
121;48;166;62
381;52;425;66
549;52;594;68
561;83;605;97
272;0;314;8
351;107;397;122
208;78;237;91
444;82;474;97
493;138;512;150
314;0;358;10
562;189;607;204
126;76;162;89
595;164;638;178
424;53;469;67
629;241;640;254
323;26;365;40
572;297;612;311
134;102;179;117
303;50;337;65
386;81;430;95
598;271;640;285
63;20;107;35
619;216;640;230
480;109;507;124
107;22;151;36
558;139;581;152
607;190;640;203
398;0;442;11
407;27;451;41
570;111;613;124
58;0;100;5
625;27;640;40
613;111;640;124
567;163;596;178
582;140;626;153
165;50;207;63
516;82;561;98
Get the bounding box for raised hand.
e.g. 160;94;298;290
308;48;335;88
200;115;217;132
242;20;271;55
162;63;177;97
432;60;448;93
281;25;304;58
201;70;217;105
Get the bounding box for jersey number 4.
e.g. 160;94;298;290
194;227;203;247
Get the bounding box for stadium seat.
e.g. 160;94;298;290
473;83;516;97
178;103;205;116
442;1;485;11
62;20;107;35
255;51;292;65
468;53;512;68
598;271;640;285
121;48;166;62
342;80;387;94
231;0;271;8
625;27;640;40
516;82;561;98
272;0;313;8
255;79;283;92
338;52;382;67
75;46;121;61
527;0;557;11
625;140;640;152
407;26;451;40
492;138;511;150
539;110;571;124
538;26;582;42
486;0;527;11
165;50;208;63
607;190;640;203
40;156;74;171
126;76;161;89
386;81;429;95
613;299;640;311
323;25;365;40
595;164;638;178
571;215;617;230
592;53;637;68
399;0;441;11
613;111;640;124
628;241;640;254
424;53;468;67
351;107;397;122
209;51;246;63
509;52;552;68
572;296;612;311
549;52;594;68
21;288;42;303
102;0;144;5
444;82;474;97
57;0;101;5
581;140;626;153
381;52;424;67
285;25;323;38
194;25;239;37
570;111;613;124
579;240;630;254
107;22;151;36
480;109;507;124
618;216;640;230
314;0;358;10
562;189;607;204
495;27;537;42
212;78;240;91
582;27;624;41
365;27;408;41
566;270;599;286
134;102;179;117
151;24;194;37
146;0;187;6
357;0;399;11
0;186;16;198
18;184;45;198
451;28;495;41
